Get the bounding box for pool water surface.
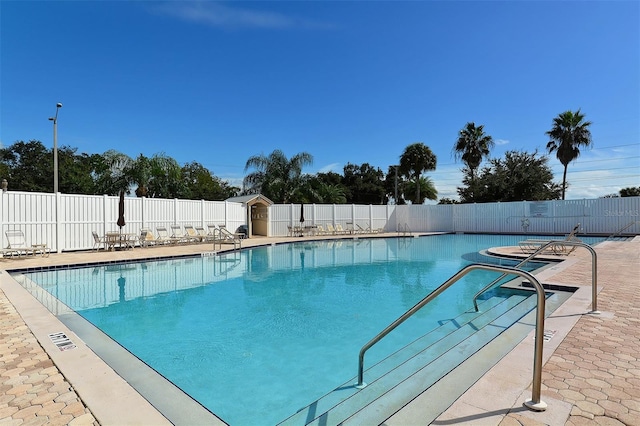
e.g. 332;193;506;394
18;234;602;425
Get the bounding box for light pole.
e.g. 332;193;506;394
48;103;62;193
393;165;399;204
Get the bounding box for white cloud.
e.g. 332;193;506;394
495;139;510;146
317;163;342;174
152;1;334;30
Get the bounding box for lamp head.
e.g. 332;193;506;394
56;103;63;108
48;117;54;121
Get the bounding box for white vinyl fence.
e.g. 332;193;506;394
271;198;640;238
0;191;245;253
1;190;638;253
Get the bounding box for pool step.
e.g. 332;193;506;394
278;291;537;426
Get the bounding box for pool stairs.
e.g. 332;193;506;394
279;287;571;425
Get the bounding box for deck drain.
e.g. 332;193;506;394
534;329;557;342
48;332;77;351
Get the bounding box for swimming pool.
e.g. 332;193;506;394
14;234;601;424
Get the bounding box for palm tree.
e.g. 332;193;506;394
99;150;134;195
546;110;593;200
398;142;437;204
244;149;313;203
453;122;494;201
402;176;438;204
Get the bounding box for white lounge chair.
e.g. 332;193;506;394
195;226;215;242
4;230;49;257
140;228;165;247
519;223;582;255
335;224;351;235
326;224;338;235
184;225;205;243
92;231;108;251
156;226;181;244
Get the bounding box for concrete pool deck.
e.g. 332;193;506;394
1;233;638;425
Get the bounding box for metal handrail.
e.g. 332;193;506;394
472;240;598;313
397;223;412;237
355;263;548;411
607;220;640;240
212;227;241;251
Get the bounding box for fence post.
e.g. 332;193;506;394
55;192;61;253
351;204;356;227
141;196;145;229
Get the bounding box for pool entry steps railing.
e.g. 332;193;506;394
397;223;412;237
356;263;549;412
473;240;599;313
607;220;640;240
279;285;576;425
275;241;599;425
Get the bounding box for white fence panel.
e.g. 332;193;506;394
60;194;108;251
370;205;390;232
269;204;293;236
583;197;640;235
143;198;176;232
312;204;335;226
2;191;639;252
1;191;57;251
175;199;203;228
425;204;454;232
334;205;353;226
203;201;229;227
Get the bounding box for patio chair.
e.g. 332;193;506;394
315;225;329;235
140;228;163;247
156;226;181;244
184;225;204;243
4;230;49;257
335;224;351;235
195;225;215;242
518;223;582;255
92;231;108;251
353;224;367;234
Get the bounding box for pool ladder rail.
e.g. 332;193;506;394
356;240;598;414
397;223;412;237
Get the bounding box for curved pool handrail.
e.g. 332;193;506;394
472;240;598;313
356;263;548;411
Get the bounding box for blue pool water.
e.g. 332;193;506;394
20;234;602;425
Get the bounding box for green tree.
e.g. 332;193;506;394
181;161;232;200
0;140;52;192
620;187;640;197
453;122;494;202
438;198;459;204
307;173;347;204
546;109;593;200
57;148;105;194
399;142;437;204
243;149;313;203
401;176;438;204
458;150;561;202
342;163;386;204
145;153;185;198
384;165;408;204
95;150;134;195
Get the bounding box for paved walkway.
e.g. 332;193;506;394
0;235;638;425
526;238;640;426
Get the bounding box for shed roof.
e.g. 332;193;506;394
225;194;274;206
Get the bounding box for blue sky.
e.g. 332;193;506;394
1;1;638;201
